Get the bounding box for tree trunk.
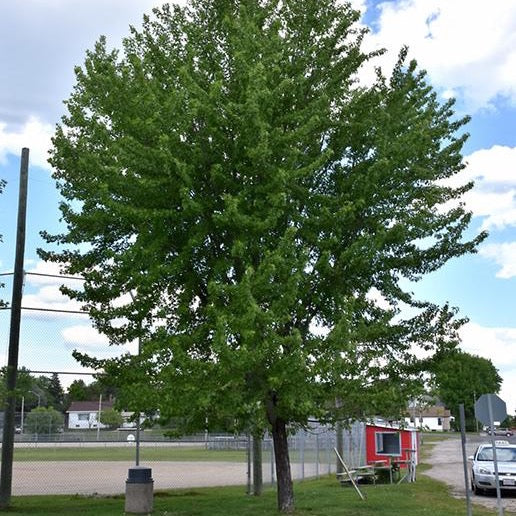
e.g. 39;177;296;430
267;396;294;513
252;432;263;496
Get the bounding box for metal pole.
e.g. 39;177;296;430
96;394;102;441
336;420;344;475
135;333;141;466
488;394;504;516
300;429;305;480
0;148;29;508
316;433;320;479
270;438;275;486
20;397;24;433
459;404;472;516
246;434;252;495
129;291;142;466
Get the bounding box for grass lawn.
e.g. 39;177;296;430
3;474;498;516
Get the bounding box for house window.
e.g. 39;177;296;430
437;417;442;426
375;432;401;456
78;414;90;421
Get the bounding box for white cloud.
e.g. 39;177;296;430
25;260;81;285
20;261;85;318
61;324;138;356
443;145;516;233
0;1;185;166
459;322;516;415
465;146;516;230
478;243;516;279
0;117;53;171
62;325;110;348
362;0;516;111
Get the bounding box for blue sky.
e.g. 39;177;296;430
1;0;515;417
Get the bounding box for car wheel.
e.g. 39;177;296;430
471;479;483;496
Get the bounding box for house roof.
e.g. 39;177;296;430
408;406;451;418
67;400;114;413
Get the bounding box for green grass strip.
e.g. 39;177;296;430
3;474;499;515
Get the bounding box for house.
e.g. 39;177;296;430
66;400;113;430
365;422;420;468
405;405;452;431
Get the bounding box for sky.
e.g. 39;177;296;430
0;0;515;418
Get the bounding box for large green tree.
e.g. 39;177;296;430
431;350;502;431
42;1;485;511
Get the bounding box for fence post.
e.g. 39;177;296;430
270;440;275;486
316;432;320;479
246;434;252;495
300;429;305;480
327;433;332;475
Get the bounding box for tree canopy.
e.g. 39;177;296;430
431;349;502;431
42;0;485;511
64;378;116;407
99;407;124;429
24;406;64;435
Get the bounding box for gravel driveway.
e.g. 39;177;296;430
423;435;516;514
10;459;322;496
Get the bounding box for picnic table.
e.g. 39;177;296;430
336;459;391;486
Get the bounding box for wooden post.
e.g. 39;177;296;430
0;148;29;508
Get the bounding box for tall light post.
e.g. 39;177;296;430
129;291;142;466
135;330;143;466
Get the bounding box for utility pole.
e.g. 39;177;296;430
0;148;29;508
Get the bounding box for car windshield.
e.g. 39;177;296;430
477;447;516;462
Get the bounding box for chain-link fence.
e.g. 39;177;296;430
4;426;367;496
0;271;365;496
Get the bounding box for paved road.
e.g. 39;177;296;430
423;435;516;514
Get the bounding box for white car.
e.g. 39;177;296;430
469;441;516;495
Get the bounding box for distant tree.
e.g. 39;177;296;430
66;379;88;403
99;408;124;429
42;1;485;511
46;373;65;411
501;412;515;429
24;406;64;435
0;367;37;411
86;378;118;402
431;350;502;431
65;378;117;407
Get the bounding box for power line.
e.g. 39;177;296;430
19;306;88;315
25;272;84;281
26;370;101;376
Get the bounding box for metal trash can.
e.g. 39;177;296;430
125;466;153;514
